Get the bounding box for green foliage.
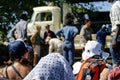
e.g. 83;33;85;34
0;0;47;41
0;0;102;41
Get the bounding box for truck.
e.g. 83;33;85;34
27;6;61;38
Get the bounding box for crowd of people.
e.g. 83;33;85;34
0;0;120;80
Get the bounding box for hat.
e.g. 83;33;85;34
82;41;109;60
16;39;32;50
8;40;28;57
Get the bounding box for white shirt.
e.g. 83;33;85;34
110;1;120;32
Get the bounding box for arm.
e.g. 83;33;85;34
30;31;39;47
112;25;120;48
80;27;87;43
56;29;63;40
56;29;63;37
73;27;79;39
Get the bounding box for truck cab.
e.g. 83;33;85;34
27;6;61;38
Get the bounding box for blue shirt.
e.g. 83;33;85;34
56;25;78;42
15;19;27;40
96;29;108;46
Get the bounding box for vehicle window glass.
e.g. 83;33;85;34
35;12;52;21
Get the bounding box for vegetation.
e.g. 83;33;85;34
0;0;103;42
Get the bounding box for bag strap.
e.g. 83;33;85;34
12;65;23;79
3;66;8;79
87;59;102;79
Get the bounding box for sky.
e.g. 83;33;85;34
79;1;112;12
92;1;111;11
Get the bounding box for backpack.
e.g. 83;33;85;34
76;58;106;80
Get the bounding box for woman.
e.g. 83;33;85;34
0;40;32;80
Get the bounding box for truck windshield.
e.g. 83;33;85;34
35;12;52;22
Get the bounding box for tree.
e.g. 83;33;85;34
0;0;47;41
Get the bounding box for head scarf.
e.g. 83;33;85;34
23;53;75;80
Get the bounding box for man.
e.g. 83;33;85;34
96;24;109;49
44;24;56;55
109;0;120;68
79;19;93;48
15;13;28;41
56;13;78;66
44;24;56;45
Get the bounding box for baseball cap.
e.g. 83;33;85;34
82;41;109;60
8;40;29;57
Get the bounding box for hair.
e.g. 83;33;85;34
20;13;27;20
45;24;50;28
84;19;91;24
64;13;74;25
7;41;29;65
36;25;41;30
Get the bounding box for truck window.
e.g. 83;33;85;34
35;12;52;22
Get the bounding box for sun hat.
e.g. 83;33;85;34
82;41;109;60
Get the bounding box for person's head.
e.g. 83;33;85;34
101;24;107;30
64;13;74;25
84;19;91;28
20;13;27;20
45;24;50;31
36;25;41;32
24;53;75;80
8;40;29;62
13;30;18;40
108;0;115;2
82;41;109;60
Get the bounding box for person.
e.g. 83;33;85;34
30;25;44;66
0;40;32;80
15;13;28;41
79;19;93;48
74;41;109;80
45;37;63;54
56;13;79;66
44;24;56;55
23;53;75;80
100;67;111;80
44;24;56;45
108;0;120;68
96;24;109;49
108;66;120;80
